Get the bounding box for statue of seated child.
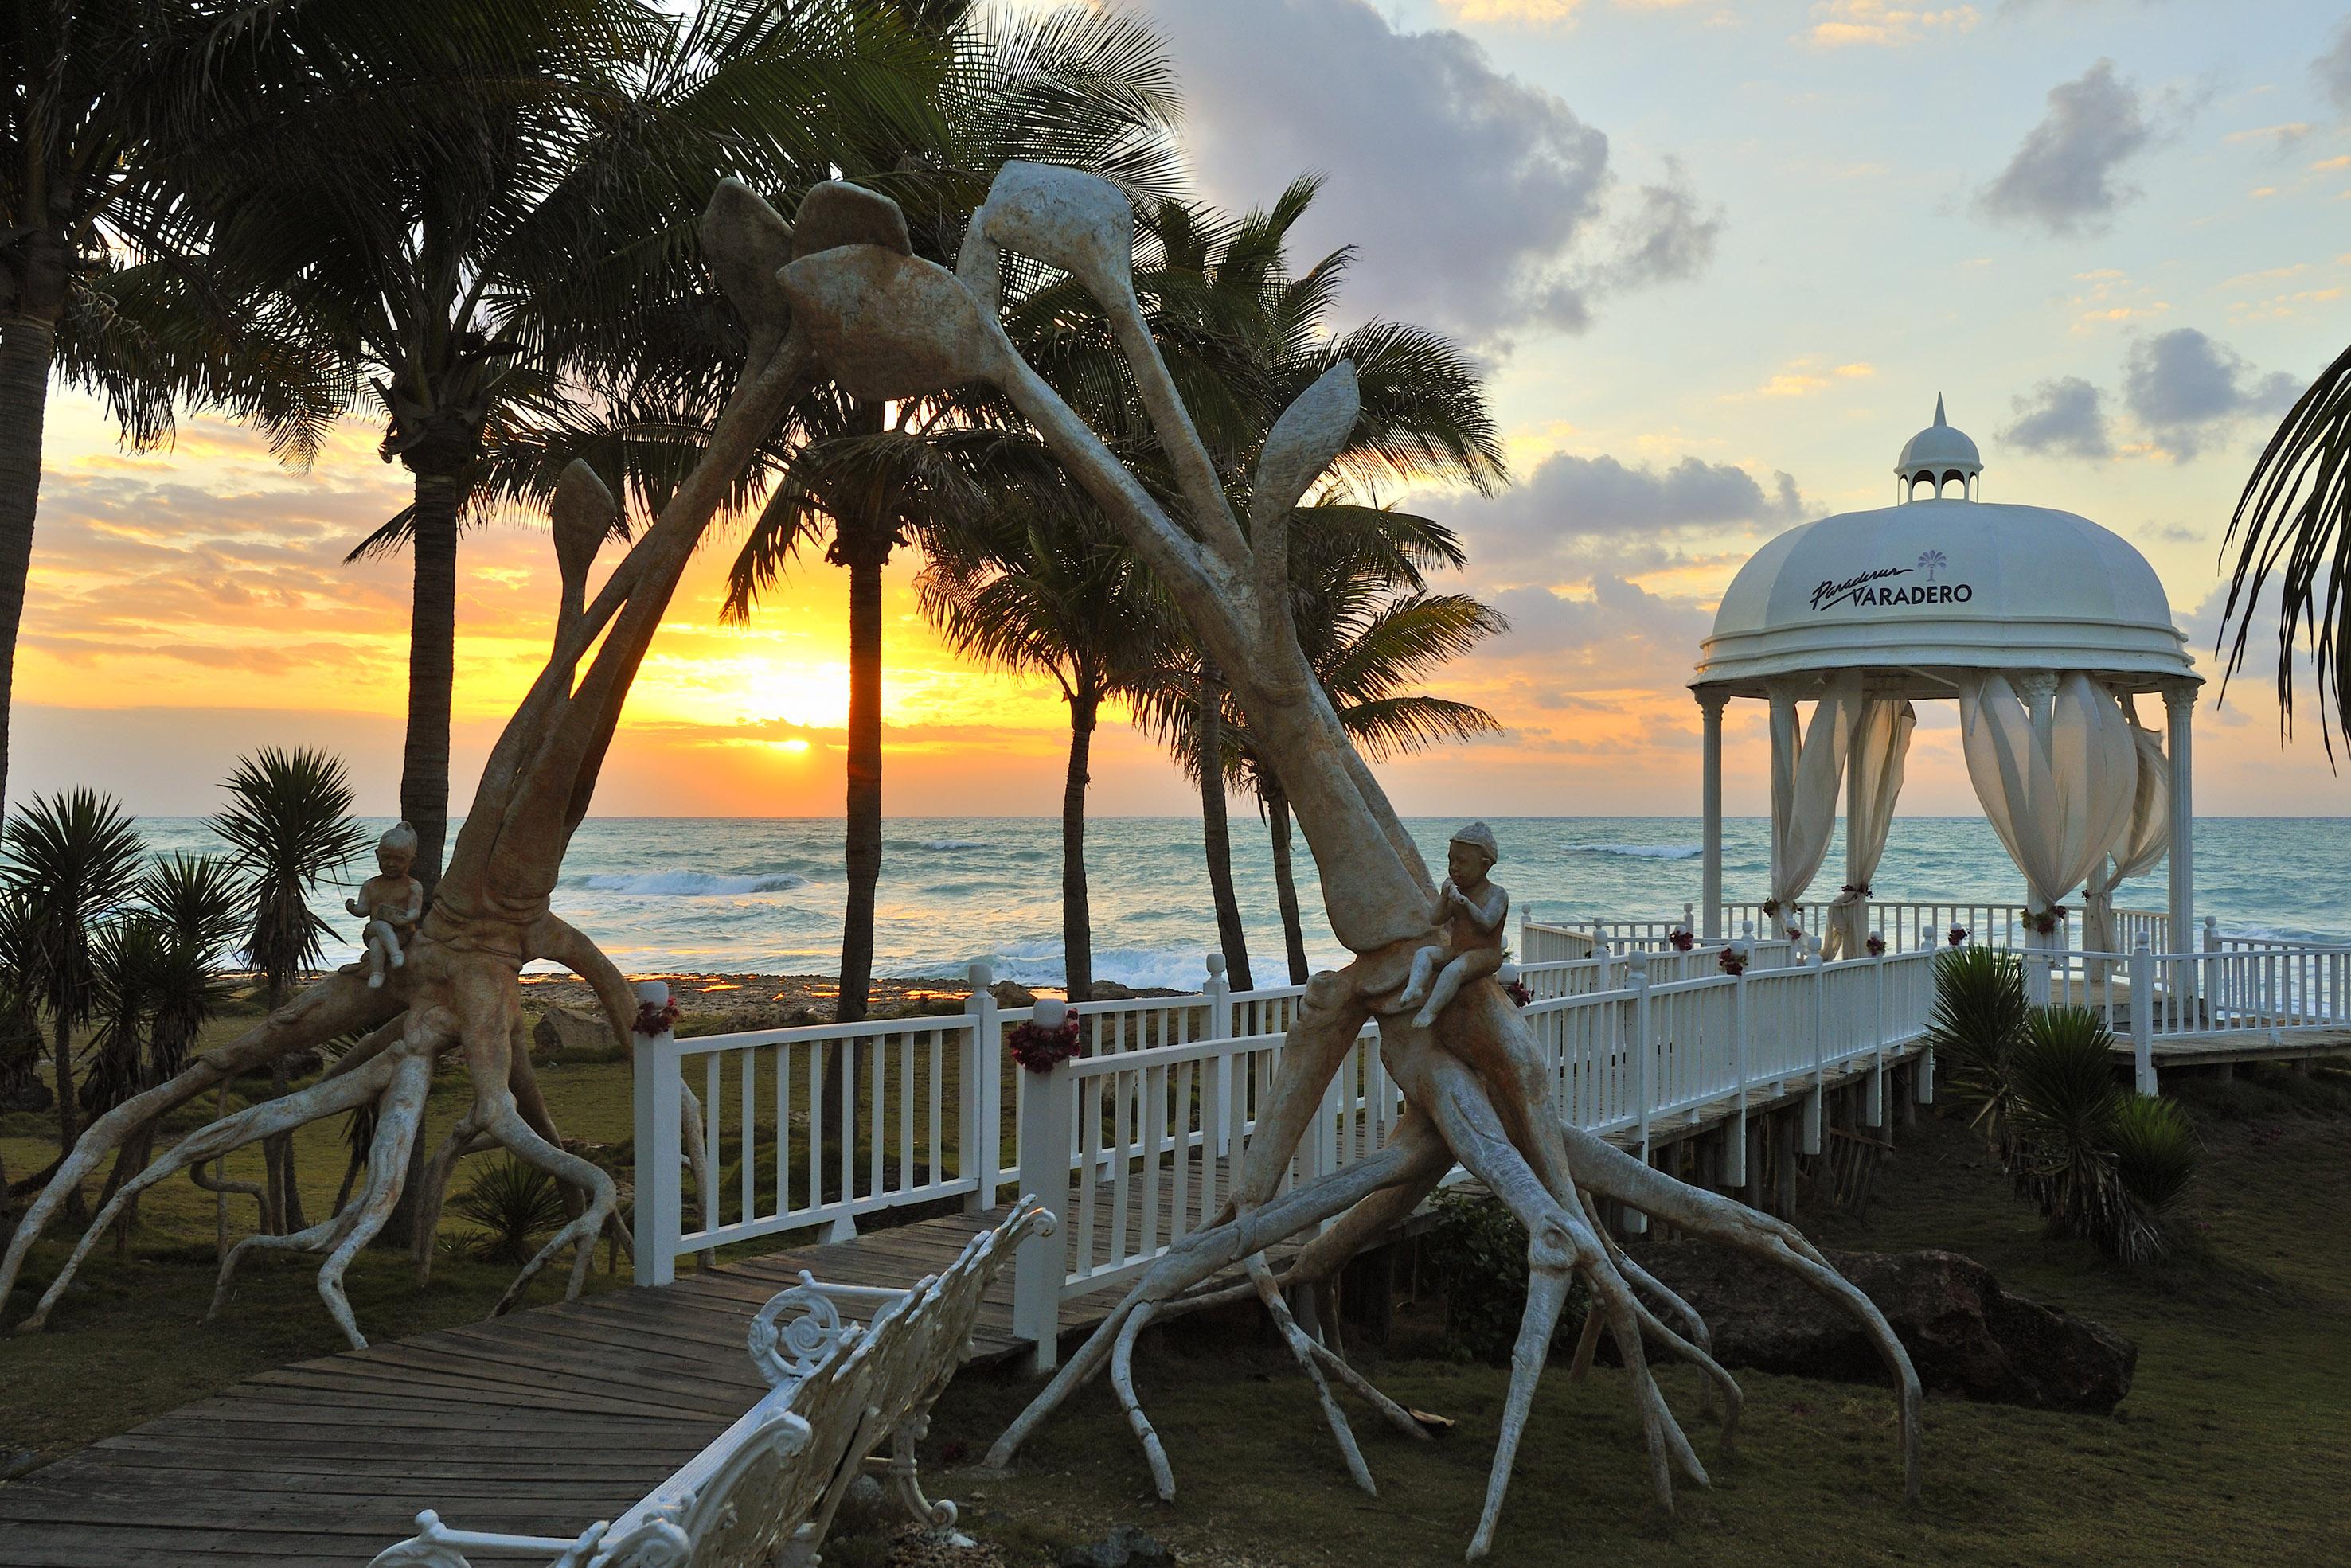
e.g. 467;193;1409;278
346;821;424;989
1395;821;1509;1029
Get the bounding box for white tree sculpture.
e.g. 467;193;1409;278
0;167;1921;1558
777;163;1922;1558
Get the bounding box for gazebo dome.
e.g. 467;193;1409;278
1695;404;2197;699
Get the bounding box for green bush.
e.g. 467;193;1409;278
447;1156;569;1265
2110;1094;2198;1214
1927;945;2028;1130
1419;1192;1589;1365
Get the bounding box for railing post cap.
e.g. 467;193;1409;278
2134;935;2153;952
1205;953;1227;977
1626;950;1650;975
1741;919;1756;938
1033;996;1070;1029
967;959;994;989
1497;961;1521;985
2205;915;2219;928
634;979;670;1006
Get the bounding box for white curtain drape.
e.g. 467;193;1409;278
2082;704;2169;956
1826;697;1916;960
1768;673;1859;934
1957;671;2139;928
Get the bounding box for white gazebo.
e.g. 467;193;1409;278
1690;400;2200;956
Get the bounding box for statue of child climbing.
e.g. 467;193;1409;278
345;821;424;989
1396;821;1508;1028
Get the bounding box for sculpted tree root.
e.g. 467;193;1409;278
763;161;1927;1554
0;177;823;1348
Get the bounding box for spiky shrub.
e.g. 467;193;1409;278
448;1156;571;1265
1926;944;2029;1137
209;749;366;1005
2109;1094;2198;1215
2007;1007;2173;1262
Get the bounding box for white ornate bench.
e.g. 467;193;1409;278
370;1199;1054;1568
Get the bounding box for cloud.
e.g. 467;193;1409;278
1488;574;1713;657
2319;18;2351;115
1145;0;1718;344
2121;327;2300;460
1448;449;1804;579
1977;60;2184;236
1805;2;1982;49
1999;376;2114;458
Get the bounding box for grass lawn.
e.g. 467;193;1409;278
917;1063;2351;1567
5;1033;2347;1568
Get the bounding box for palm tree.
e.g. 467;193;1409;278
1059;185;1505;986
919;492;1170;1001
1142;510;1505;984
0;790;146;1202
716;4;1180;1024
190;0;944;898
210;748;367;1232
0;1;347;810
2222;345;2351;753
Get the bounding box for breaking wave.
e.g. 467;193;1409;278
578;870;810;896
1585;843;1703;861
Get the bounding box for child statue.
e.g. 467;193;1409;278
346;821;424;989
1396;821;1509;1029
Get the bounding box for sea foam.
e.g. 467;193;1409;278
578;869;810;896
1587;843;1703;861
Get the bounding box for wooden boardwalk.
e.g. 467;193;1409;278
0;1205;1123;1568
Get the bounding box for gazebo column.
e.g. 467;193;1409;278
1699;688;1728;939
1767;687;1798;928
2165;685;2196;955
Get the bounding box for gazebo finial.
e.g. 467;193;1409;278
1933;392;1946;427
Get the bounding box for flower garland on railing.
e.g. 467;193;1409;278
1007;1016;1084;1074
1504;977;1533;1008
2021;905;2065;938
1865;933;1885;958
1718;946;1747;977
1668;927;1695;952
1760;897;1783;919
1947;925;1969;946
633;996;681;1037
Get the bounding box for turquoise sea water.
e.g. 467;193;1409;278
129;815;2351;988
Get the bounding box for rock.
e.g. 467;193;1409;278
533;1006;625;1063
1059;1525;1174;1568
830;1472;892;1537
988;981;1036;1009
1634;1242;2137;1413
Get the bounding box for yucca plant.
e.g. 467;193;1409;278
210;748;367;1233
2109;1094;2199;1215
0;790;146;1168
447;1156;570;1265
0;888;46;1113
2006;1007;2173;1261
1925;944;2029;1139
140;854;243;1083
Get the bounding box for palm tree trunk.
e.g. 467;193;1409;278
263;974;305;1235
1197;664;1252;990
402;470;461;900
1062;688;1099;1004
839;546;887;1024
49;1004;79;1171
0;314;59;813
1265;783;1310;985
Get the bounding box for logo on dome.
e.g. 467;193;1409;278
1810;559;1974;612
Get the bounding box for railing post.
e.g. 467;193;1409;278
1865;934;1886;1128
1204;953;1232;1039
1916;934;1937;1106
2129;938;2157;1096
1726;937;1750;1186
1012;1055;1076;1375
630;980;681;1288
1802;944;1825;1155
1626;950;1652;1235
963;961;999;1212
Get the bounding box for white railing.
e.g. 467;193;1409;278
628;910;2342;1357
1007;942;1938;1365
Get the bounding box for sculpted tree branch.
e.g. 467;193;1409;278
777;161;1923;1558
0;177;823;1350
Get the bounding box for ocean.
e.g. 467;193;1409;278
128;815;2351;989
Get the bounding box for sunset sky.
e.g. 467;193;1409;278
19;0;2351;819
